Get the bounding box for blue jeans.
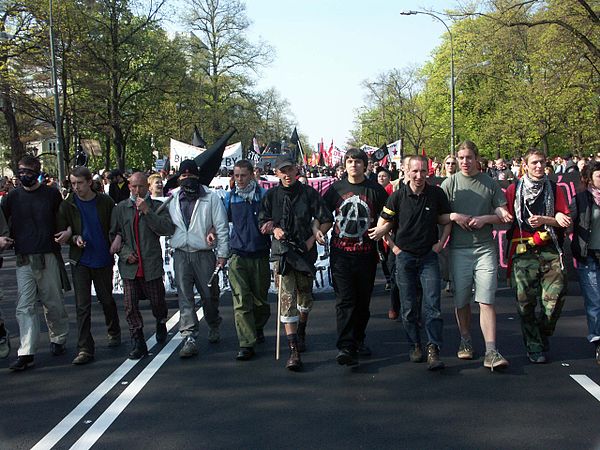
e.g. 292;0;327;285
577;256;600;343
395;250;443;347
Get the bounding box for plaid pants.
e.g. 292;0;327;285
122;277;168;338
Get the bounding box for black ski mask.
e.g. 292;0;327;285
179;177;202;199
19;171;39;188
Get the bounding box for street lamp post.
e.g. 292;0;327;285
400;10;455;155
49;0;65;187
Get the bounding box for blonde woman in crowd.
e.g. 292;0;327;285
148;173;164;199
441;155;458;177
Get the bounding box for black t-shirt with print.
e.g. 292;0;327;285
324;177;388;255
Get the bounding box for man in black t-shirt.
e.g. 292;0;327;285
370;156;451;370
2;155;70;371
323;148;388;367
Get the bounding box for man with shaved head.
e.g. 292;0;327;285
110;171;175;359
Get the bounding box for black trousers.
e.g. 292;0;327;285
331;251;378;351
72;264;121;354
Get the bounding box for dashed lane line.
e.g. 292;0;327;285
70;309;204;450
31;310;185;450
571;374;600;403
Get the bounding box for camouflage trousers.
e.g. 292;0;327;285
274;263;314;324
512;247;567;353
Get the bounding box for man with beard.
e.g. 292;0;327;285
167;160;229;358
224;160;271;360
505;148;571;363
323;148;388;367
110;172;175;359
2;155;70;371
258;154;332;371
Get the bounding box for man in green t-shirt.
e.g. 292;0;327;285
440;141;513;371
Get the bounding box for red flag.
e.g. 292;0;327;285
318;138;325;166
326;140;334;167
422;148;434;176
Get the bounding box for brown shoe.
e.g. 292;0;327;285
409;343;423;363
427;344;445;371
388;309;399;320
285;340;302;371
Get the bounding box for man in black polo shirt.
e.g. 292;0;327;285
370;156;451;370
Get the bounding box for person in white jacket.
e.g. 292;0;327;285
167;160;229;358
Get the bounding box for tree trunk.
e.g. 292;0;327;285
104;133;111;170
2;90;26;173
114;125;125;171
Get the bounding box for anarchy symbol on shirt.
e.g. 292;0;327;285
335;195;371;239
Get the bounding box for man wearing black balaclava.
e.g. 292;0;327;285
2;155;70;371
166;159;229;358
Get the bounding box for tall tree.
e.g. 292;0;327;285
182;0;272;140
72;0;183;170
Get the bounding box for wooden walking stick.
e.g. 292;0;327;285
276;273;282;360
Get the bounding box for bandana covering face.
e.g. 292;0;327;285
179;177;203;200
235;179;257;202
19;173;38;187
588;186;600;207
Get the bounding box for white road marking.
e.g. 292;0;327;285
70;309;205;450
31;311;183;450
571;375;600;402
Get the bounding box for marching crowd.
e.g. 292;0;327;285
0;141;599;373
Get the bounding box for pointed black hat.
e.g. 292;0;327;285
163;127;237;195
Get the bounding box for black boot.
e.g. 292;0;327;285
297;320;307;353
285;336;302;372
128;334;148;360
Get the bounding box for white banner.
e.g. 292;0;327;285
169;140;244;171
169;139;202;169
387;139;402;164
219;142;243;169
331;146;346;167
360;144;379;154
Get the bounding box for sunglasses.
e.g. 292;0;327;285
445;162;456;165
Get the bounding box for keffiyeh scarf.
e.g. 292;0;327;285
235;179;257;203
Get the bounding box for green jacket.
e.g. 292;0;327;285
110;197;175;281
57;192;114;264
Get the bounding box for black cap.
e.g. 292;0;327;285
274;154;295;170
178;159;200;177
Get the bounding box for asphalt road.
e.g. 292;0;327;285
0;253;599;450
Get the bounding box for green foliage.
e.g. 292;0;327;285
354;0;599;160
0;0;297;174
